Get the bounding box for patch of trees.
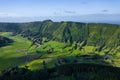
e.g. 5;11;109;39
0;36;13;47
47;48;54;54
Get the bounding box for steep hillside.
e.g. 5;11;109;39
0;20;120;53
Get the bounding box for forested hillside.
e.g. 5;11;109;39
0;20;120;53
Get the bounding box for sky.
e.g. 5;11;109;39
0;0;120;23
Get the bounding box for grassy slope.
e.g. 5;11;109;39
0;32;68;70
26;41;69;70
0;32;32;70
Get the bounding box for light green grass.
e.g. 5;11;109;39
0;32;33;70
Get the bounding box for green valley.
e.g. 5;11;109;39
0;21;120;80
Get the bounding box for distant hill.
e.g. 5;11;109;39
0;23;20;33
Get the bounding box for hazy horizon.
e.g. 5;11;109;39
0;0;120;24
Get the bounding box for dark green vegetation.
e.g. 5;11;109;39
0;64;120;80
0;20;120;80
0;36;13;47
